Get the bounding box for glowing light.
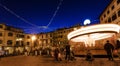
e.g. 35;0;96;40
31;35;36;41
68;24;120;40
84;19;91;25
67;24;120;47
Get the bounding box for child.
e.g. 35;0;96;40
85;50;94;61
58;52;62;61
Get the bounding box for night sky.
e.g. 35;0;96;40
0;0;111;34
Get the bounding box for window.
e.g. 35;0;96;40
118;10;120;17
104;14;106;18
60;36;63;38
42;35;43;38
21;41;24;46
0;33;2;36
101;18;103;21
0;40;2;44
111;5;114;10
107;10;110;14
108;18;111;23
16;34;19;37
7;40;12;45
27;42;29;46
20;35;24;38
27;36;30;39
15;41;20;46
50;34;52;37
8;32;13;36
117;0;120;4
112;14;117;21
0;25;3;28
6;26;11;30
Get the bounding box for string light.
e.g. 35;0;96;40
0;3;40;28
46;0;64;27
0;0;64;33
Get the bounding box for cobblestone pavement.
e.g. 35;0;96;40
0;55;120;66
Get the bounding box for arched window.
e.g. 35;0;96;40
27;36;30;39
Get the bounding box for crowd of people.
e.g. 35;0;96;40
17;40;120;62
53;44;76;61
84;40;120;61
103;40;120;61
1;40;120;62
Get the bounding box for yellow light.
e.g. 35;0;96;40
31;36;36;41
68;24;120;40
67;24;120;47
19;38;22;41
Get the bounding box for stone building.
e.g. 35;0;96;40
99;0;120;44
37;32;53;49
0;23;25;54
36;24;81;49
99;0;120;24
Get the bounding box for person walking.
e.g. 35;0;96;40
54;47;59;61
70;48;76;61
65;44;70;61
104;40;114;61
115;40;120;59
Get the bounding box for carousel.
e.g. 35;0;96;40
67;24;120;55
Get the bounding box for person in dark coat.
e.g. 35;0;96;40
54;47;59;61
116;40;120;49
104;40;114;61
115;40;120;59
65;44;70;61
85;50;94;61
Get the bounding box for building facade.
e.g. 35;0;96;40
99;0;120;40
37;32;53;49
0;23;81;55
99;0;120;24
94;0;120;55
36;24;81;49
0;24;25;55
